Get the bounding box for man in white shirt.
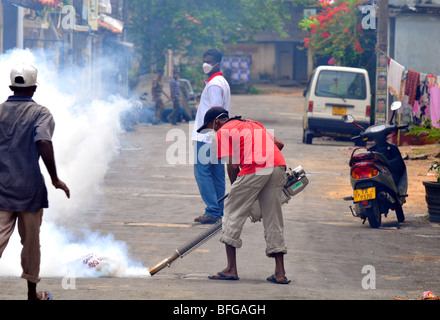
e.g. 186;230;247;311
192;49;231;224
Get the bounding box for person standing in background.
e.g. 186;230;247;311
168;70;182;125
151;69;169;125
192;49;231;224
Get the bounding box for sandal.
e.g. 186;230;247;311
208;272;239;281
266;275;291;285
37;290;52;300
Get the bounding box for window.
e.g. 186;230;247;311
315;70;366;100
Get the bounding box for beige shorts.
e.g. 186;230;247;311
0;209;43;283
220;166;287;257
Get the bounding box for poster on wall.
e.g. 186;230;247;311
375;51;388;123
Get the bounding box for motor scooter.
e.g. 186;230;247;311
342;101;409;228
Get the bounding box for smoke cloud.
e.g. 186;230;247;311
0;49;149;278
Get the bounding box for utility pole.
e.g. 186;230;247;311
377;0;388;53
374;0;389;125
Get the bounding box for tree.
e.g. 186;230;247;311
126;0;289;75
299;0;376;69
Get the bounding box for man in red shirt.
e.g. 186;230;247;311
197;107;290;284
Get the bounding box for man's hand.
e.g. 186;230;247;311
52;179;70;198
37;140;70;199
226;158;240;185
274;137;284;151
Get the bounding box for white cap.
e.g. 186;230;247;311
10;63;38;87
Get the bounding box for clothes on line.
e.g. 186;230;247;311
386;56;440;128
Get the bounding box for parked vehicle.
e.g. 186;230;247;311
303;66;371;145
342;101;408;228
179;78;197;120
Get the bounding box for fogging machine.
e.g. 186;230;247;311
148;166;308;276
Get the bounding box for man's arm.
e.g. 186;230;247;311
207;85;225;108
274;137;284;151
37;140;70;198
226;155;241;185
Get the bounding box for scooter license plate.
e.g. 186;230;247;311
353;187;376;202
333;106;346;115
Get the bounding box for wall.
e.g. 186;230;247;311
251;43;276;81
394;14;440;75
226;42;276;81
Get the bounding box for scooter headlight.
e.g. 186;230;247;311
351;166;379;179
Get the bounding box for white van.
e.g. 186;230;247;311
302;66;371;144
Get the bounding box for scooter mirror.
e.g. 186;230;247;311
342;114;355;123
390;101;402;111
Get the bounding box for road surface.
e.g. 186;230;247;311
1;87;439;303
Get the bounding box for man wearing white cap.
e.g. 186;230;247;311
0;63;70;300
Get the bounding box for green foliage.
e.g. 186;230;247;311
126;0;290;75
408;118;440;183
407;118;440;143
249;85;262;95
429;161;440;183
299;0;376;69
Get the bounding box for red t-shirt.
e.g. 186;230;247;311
216;118;286;176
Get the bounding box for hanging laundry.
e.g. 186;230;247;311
428;74;437;88
404;69;420;106
429;85;440;128
388;59;405;100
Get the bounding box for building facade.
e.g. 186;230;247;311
0;0;131;97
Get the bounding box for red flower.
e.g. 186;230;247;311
353;39;364;53
322;31;331;39
304;37;310;48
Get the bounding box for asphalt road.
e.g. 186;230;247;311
1;88;439;303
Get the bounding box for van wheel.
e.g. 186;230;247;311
303;130;313;144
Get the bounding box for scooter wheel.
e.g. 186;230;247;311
366;205;381;228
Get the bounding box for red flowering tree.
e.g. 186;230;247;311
300;0;375;68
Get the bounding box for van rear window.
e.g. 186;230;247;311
315;70;366;100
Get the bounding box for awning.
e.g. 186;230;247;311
98;14;123;34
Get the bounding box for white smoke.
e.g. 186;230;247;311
0;49;149;278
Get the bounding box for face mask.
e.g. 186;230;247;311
203;62;218;74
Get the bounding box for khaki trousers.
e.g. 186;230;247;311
220;166;287;257
0;209;43;283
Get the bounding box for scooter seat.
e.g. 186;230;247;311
349;151;388;167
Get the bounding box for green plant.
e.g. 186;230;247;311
429;162;440;183
407;118;440;143
408;118;440;183
299;0;376;68
249;85;262;95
